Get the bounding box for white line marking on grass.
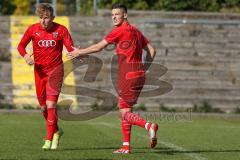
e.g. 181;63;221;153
88;122;207;160
140;135;207;160
161;141;207;160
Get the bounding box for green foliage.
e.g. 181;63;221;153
134;103;147;111
58;0;76;15
73;0;96;16
159;104;177;112
192;101;224;113
220;0;240;12
0;93;4;100
1;0;240;15
154;0;193;11
0;94;16;109
0;0;16;15
198;0;221;12
134;0;149;10
0;103;16;109
99;0;149;10
234;106;240;114
99;0;240;13
22;104;35;110
153;0;221;12
223;0;240;7
12;0;31;15
0;54;11;62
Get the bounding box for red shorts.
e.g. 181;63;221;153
34;65;63;106
118;71;145;109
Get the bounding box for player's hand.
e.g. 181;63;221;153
67;54;84;62
68;47;86;60
67;47;83;62
67;47;80;59
24;53;34;65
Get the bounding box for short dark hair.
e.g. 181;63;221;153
112;3;127;13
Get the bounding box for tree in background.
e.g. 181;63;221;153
0;0;16;15
99;0;240;13
153;0;221;12
220;0;240;12
0;0;240;15
79;0;95;16
99;0;149;10
12;0;31;15
58;0;76;15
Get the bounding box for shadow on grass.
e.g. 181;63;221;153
59;146;119;151
133;147;172;154
154;148;240;155
60;146;172;152
57;146;240;156
40;158;112;160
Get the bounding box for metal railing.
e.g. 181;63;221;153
144;19;240;25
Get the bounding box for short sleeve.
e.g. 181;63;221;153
104;28;121;44
62;26;74;52
142;34;149;47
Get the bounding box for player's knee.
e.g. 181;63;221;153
41;106;47;112
47;113;57;126
46;101;56;109
120;109;131;119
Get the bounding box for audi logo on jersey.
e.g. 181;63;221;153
38;40;56;47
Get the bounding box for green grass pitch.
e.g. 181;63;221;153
0;111;239;160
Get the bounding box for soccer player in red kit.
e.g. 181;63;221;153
17;3;74;150
69;3;158;154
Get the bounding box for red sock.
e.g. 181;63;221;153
124;112;147;129
46;108;58;141
42;110;48;139
121;118;131;146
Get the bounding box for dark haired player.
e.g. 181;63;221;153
69;3;158;154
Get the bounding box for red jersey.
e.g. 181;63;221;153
105;22;149;107
18;22;74;73
105;21;149;78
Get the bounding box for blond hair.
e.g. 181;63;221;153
36;3;54;18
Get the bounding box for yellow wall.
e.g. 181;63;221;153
10;16;77;107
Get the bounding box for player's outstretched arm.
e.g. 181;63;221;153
143;43;156;70
68;40;108;59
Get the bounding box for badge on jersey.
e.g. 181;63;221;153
53;32;59;38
